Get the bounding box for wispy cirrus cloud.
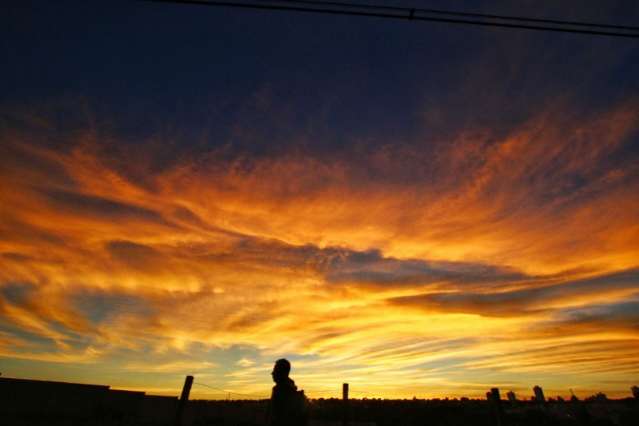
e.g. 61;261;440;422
0;92;638;398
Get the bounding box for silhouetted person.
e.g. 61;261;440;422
267;358;308;426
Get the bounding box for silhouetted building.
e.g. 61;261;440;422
506;390;517;402
533;385;545;403
489;388;501;402
0;376;178;425
632;386;639;400
0;377;110;418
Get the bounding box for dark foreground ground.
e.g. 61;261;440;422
1;378;638;426
188;398;639;426
4;397;639;426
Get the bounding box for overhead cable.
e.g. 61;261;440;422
143;0;639;38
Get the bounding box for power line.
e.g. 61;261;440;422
142;0;639;38
192;381;354;398
277;0;639;32
193;381;270;398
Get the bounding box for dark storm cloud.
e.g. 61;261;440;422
0;217;67;246
171;205;245;237
1;252;36;263
70;288;153;325
390;268;639;316
183;237;533;290
105;240;164;269
41;188;172;224
321;248;531;288
0;137;77;188
99;232;537;292
172;206;212;229
0;320;58;348
0;282;36;306
538;300;639;333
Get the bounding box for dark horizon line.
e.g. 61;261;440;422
2;375;636;401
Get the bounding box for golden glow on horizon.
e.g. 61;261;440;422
0;100;638;399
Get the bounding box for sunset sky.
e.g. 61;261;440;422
1;0;638;400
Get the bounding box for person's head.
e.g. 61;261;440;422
271;358;291;383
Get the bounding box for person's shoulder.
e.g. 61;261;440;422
272;383;287;395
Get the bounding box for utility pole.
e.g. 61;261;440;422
174;375;193;426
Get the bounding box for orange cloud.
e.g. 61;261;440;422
0;98;638;398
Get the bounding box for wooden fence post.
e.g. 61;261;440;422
174;375;193;426
342;383;349;426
